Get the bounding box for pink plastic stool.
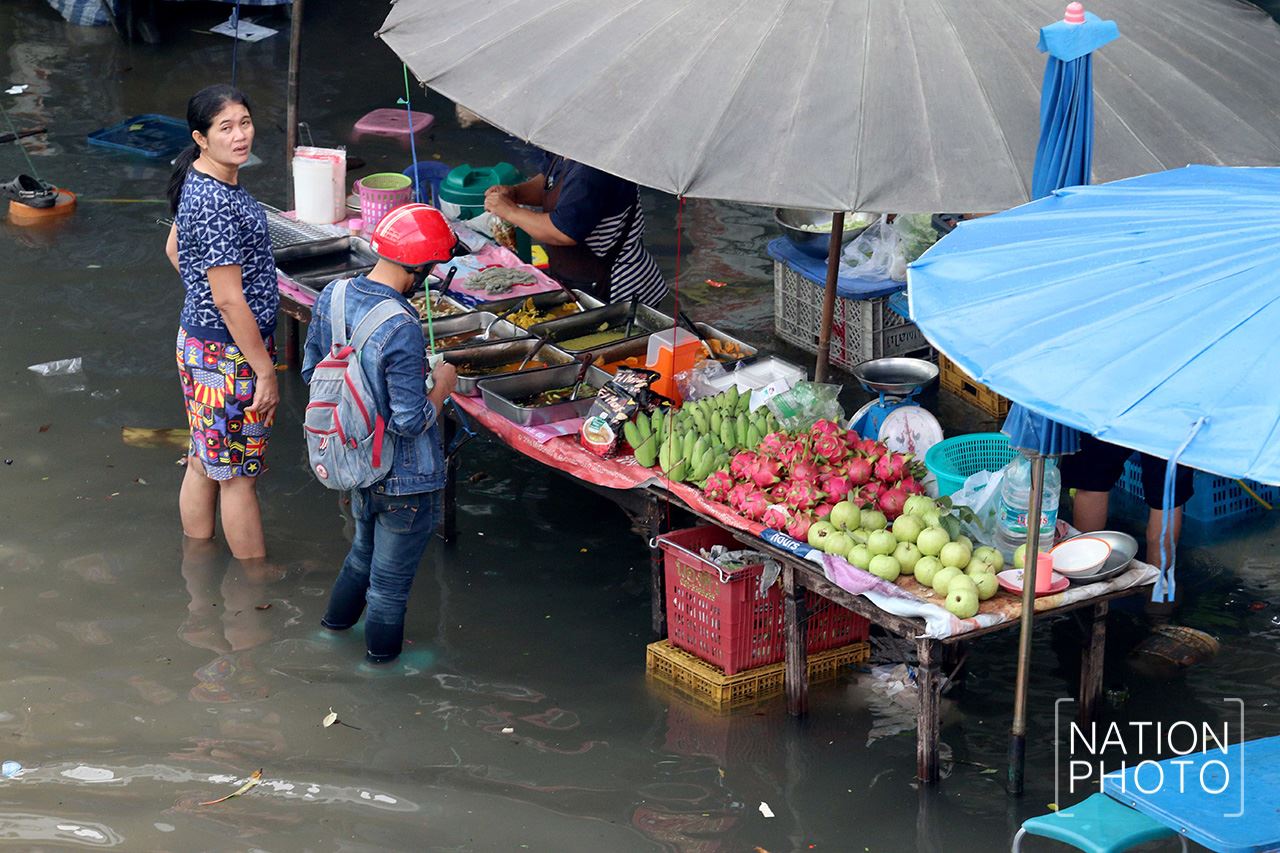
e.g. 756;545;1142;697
353;108;434;138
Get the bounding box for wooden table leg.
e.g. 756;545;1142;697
284;315;302;370
439;412;458;543
917;638;941;784
646;495;666;637
784;564;809;717
1078;601;1108;725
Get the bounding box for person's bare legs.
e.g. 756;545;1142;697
1145;506;1183;570
218;476;265;559
1071;489;1111;532
180;457;219;539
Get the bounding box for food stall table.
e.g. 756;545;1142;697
446;392;1159;784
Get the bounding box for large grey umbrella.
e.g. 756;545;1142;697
380;0;1280;213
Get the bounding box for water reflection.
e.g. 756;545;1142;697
179;537;285;703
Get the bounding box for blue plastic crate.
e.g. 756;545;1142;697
1116;455;1278;524
88;114;190;159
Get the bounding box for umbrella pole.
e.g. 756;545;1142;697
285;0;305;210
1009;453;1046;795
813;211;844;384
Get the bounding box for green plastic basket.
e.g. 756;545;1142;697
925;432;1017;497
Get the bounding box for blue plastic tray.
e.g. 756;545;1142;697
87;114;190;159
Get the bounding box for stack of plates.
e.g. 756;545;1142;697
1056;531;1138;585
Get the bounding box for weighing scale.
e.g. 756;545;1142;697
847;357;943;454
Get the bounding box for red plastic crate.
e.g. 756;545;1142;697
658;526;869;675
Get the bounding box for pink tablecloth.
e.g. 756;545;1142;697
451;393;764;536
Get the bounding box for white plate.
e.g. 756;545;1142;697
879;405;944;457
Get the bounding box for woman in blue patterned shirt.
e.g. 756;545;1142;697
164;85;278;560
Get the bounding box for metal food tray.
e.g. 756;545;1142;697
429;312;528;351
477;362;612;426
480;288;604;324
410;291;471;319
263;204;351;262
694;322;758;362
527;302;673;354
443;339;575;395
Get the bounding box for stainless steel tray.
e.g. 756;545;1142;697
443;339;575;395
263;204;351;262
1060;530;1138;585
477;362;612;426
527;302;673;354
480;289;604;324
409;291;470;319
428;312;529;351
694;322;758;362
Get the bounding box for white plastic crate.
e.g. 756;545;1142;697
772;261;930;371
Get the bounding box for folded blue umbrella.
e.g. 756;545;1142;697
1006;7;1117;461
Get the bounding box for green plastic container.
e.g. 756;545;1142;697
439;163;531;262
924;432;1018;497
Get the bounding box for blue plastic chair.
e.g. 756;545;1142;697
402;161;452;208
1012;793;1186;853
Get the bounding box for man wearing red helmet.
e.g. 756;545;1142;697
301;204;461;665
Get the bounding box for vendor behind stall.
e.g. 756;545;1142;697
483;153;666;306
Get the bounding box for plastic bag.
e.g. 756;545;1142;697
675;360;729;402
767;381;844;432
841;215;898;281
948;464;1009;548
28;357;82;376
891;213;941;264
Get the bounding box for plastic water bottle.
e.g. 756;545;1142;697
994;454;1061;561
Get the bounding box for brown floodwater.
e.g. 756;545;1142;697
3;1;1280;850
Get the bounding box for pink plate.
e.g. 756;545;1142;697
996;569;1070;596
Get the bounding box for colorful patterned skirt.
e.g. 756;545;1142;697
176;327;275;480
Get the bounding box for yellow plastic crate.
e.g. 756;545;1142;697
939;353;1011;420
646;639;869;712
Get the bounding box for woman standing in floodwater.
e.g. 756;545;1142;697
165;84;278;559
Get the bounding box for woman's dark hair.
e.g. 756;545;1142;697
166;84;252;213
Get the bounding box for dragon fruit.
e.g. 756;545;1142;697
738;492;771;521
897;475;926;496
769;482;790;503
761;504;791;530
820;473;853;504
703;470;735;502
776;437;810;468
727;482;759;511
730;451;759;481
859;439;886;462
747;456;784;489
785;514;814;541
784;480;826;513
812;432;848;465
861;481;885;505
878;486;909;520
757;432;791;458
812;503;835;519
874;451;909;484
809;419;843;440
845;456;873;486
789;459;824;485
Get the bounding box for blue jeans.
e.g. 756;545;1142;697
321;488;442;662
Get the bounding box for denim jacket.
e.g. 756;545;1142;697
301;276;445;495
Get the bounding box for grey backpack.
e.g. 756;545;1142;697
304;280;411;490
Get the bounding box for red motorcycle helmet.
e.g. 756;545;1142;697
369;203;459;268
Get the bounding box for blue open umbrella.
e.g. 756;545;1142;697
912;167;1280;700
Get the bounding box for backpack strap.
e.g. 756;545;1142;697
349;299;413;354
329;279;353;350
